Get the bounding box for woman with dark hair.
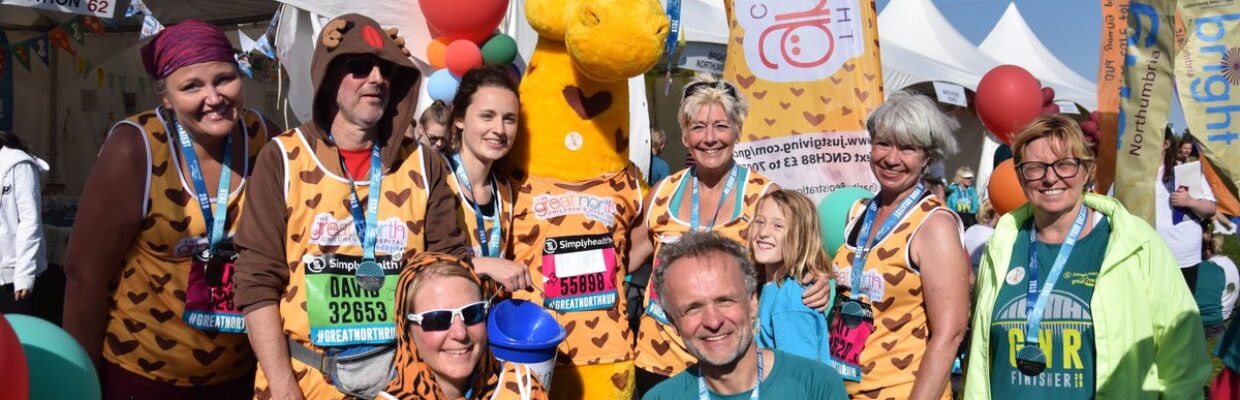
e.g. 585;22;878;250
0;130;48;314
61;20;280;398
441;65;530;292
1156;128;1216;293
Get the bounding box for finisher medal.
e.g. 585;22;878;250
355;260;385;292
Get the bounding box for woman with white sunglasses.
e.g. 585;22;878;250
380;253;547;400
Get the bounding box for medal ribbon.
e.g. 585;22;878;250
698;348;762;400
450;153;502;257
690;164;739;231
1023;204;1089;349
331;135;383;263
848;183;924;301
175;117;232;257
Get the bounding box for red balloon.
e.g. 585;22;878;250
1041;87;1055;104
988;159;1028;216
445;40;483;77
1042;104;1061;115
976;65;1044;145
0;316;29;400
420;0;509;44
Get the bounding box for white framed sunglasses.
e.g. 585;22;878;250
406;301;491;332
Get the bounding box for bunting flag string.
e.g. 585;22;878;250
30;36;50;67
49;28;76;56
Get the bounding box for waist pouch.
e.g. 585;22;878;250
288;338;395;398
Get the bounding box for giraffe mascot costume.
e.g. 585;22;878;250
500;0;667;398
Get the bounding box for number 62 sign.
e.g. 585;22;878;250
2;0;117;19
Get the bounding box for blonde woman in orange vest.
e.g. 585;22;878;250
62;20;279;398
829;91;969;399
627;74;832;395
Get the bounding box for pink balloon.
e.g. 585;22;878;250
1041;87;1056;104
1042;104;1061;115
976;65;1044;145
444;40;483;77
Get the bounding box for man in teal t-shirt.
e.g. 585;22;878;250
989;217;1110;398
645;349;847;399
643;231;846;400
1195;259;1227;335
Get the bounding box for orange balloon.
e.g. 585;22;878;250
427;37;452;70
988;159;1028;215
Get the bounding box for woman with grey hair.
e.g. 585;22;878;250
827;90;969;399
628;74;831;395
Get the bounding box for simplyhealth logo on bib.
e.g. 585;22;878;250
532;193;618;227
735;0;866;82
307;213;409;255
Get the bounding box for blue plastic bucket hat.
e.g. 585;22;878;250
488;299;567;363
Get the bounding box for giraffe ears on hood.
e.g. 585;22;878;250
321;19;352;50
384;27;412;58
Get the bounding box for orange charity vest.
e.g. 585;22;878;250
103;108;268;386
441;153;513;258
254;128;430;399
633;167;772;376
831;195;953;400
507;166;643;366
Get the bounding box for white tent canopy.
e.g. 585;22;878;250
877;0;1001;92
979;3;1097;110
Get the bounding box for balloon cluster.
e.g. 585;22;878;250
421;0;519;102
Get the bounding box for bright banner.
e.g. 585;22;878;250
1095;0;1130;194
1175;0;1240;209
723;0;883;202
1;0;118;18
1115;0;1177;223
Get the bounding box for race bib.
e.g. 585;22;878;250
184;244;245;333
827;292;874;382
304;253;402;347
541;234;618;312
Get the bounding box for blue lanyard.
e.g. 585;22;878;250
691;164;739;231
1024;204;1089;347
174;118;232;255
450;153;502;257
332;136;383;262
698;348;762;400
663;0;682;72
849;183;924;301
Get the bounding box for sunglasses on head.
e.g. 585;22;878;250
344;57;394;78
682;80;740;103
406;301;490;331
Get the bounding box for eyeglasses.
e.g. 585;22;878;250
406;301;490;331
344;57;393;78
872;141;923;157
1016;158;1085;181
682;80;740;102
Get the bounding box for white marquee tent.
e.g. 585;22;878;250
979;3;1098;110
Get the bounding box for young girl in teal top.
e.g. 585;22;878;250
750;190;836;363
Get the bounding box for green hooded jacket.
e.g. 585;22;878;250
964;193;1211;399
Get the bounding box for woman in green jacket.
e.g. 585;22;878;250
964;115;1211;399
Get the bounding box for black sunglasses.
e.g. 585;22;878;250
406;301;489;331
344;57;394;78
682;80;740;102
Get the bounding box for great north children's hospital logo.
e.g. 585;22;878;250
532;193;618;227
736;0;865;82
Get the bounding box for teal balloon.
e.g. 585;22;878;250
481;33;518;65
993;144;1013;168
818;187;875;259
6;314;101;400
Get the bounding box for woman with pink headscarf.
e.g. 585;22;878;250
63;20;281;398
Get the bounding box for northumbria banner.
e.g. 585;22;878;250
723;0;883;203
1115;0;1177;223
1175;0;1240;210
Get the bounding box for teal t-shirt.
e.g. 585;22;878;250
643;349;848;400
989;216;1110;398
1195;260;1226;328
